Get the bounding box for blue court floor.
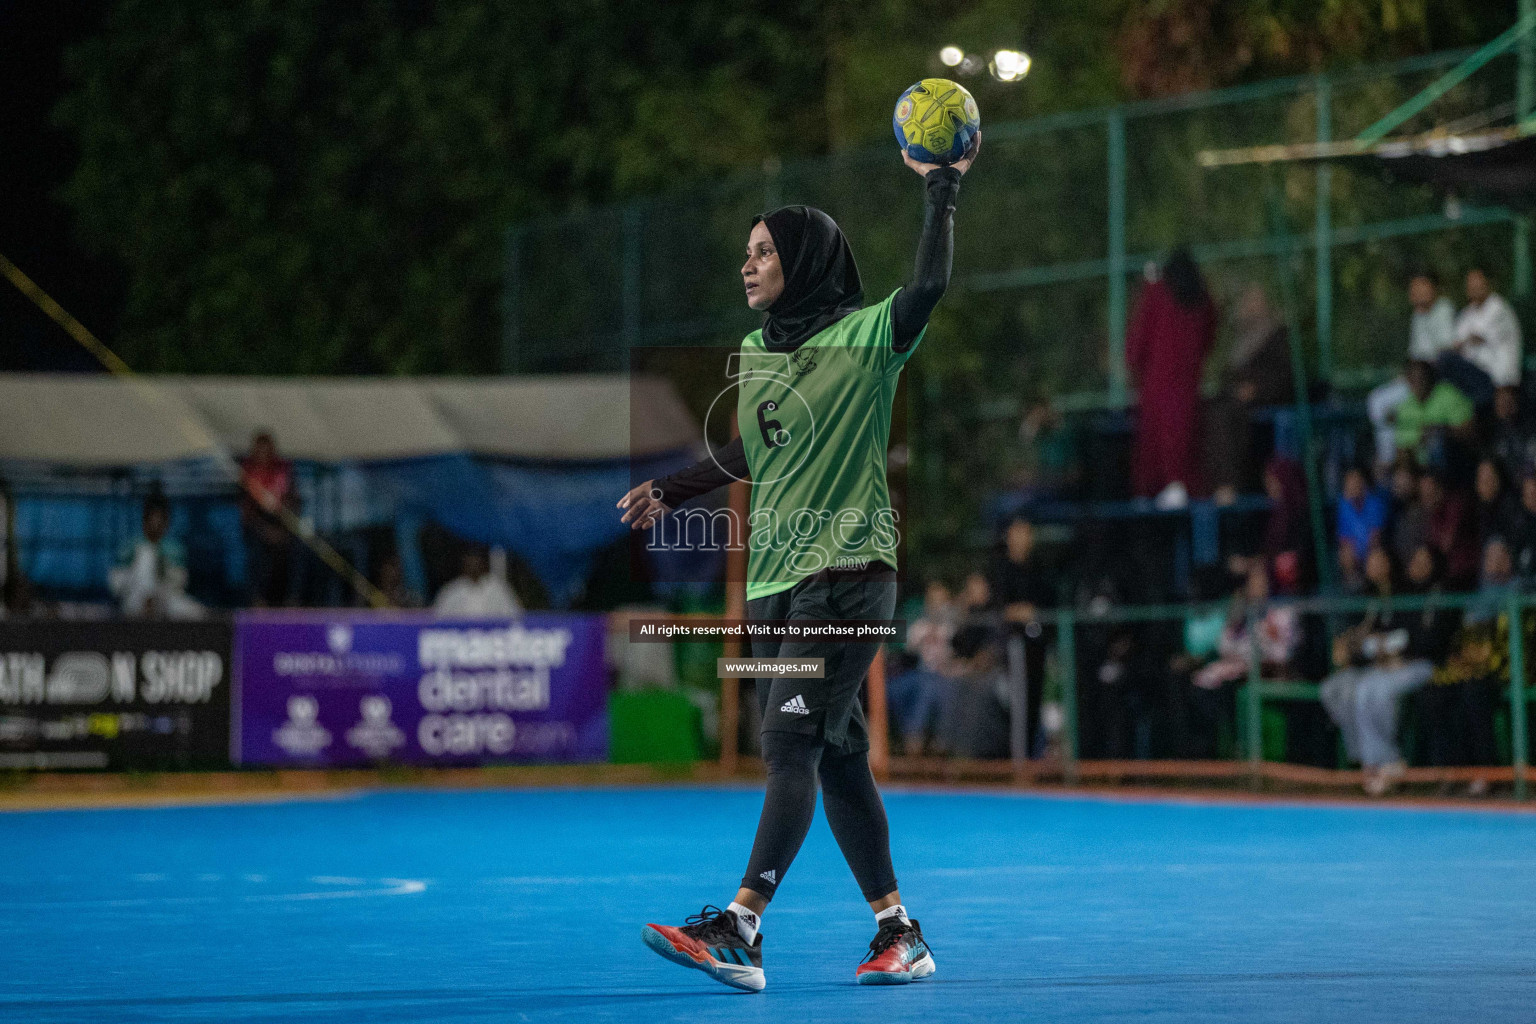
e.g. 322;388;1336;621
3;786;1536;1023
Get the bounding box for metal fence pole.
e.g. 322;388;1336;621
1106;109;1128;408
1357;17;1535;144
1313;75;1334;382
1509;593;1528;800
1007;632;1028;772
1517;0;1535;299
1522;0;1535;118
1245;608;1263;790
1266;173;1334;592
1059;610;1078;785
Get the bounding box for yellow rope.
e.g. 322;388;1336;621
0;251;392;609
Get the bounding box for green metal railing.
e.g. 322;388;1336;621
1039;591;1536;798
504;24;1536;581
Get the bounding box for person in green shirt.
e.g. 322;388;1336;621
620;136;979;992
1393;359;1474;463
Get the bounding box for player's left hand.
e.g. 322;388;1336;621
903;130;981;177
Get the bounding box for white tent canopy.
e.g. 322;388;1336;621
0;373;699;466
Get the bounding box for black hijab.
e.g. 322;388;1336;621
753;205;863;352
1162;246;1209;309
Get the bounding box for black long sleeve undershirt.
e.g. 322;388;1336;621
892;165;961;352
653;435;748;507
652;168;960;508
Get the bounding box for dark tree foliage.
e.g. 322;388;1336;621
55;0;1511;374
1117;0;1517;97
55;0;824;373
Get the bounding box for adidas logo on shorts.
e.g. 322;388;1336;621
759;869;777;885
779;695;810;715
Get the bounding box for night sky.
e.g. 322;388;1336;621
1;0;116;371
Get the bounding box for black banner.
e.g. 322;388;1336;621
0;620;232;770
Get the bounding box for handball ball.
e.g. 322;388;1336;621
892;78;980;165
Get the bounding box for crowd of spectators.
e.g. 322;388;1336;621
895;259;1533;794
886;517;1054;760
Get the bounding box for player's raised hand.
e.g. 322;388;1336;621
617;479;671;530
903;130;981;177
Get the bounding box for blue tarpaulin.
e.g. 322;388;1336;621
355;451;694;606
0;372;708;608
11;449;696;608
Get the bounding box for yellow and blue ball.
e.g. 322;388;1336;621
892;78;980;165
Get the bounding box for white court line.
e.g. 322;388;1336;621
256;879;427;901
0;878;428;909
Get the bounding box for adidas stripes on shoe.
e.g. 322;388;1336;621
643;906;765;993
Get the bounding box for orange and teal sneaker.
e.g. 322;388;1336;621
855;917;936;985
642;906;765;992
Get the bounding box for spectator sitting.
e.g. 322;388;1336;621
1489;385;1536;485
1318;543;1439;796
1418;536;1522;795
1367;271;1458;471
1335;536;1367;597
943;622;1010;759
1420;470;1478;589
1126;247;1215;505
1258;455;1310;595
1473;458;1521;553
374;553;423;609
887;581;960;756
1392;360;1474;470
239;431;298;607
1164;583;1228;756
1440;267;1523;407
1510;472;1536;579
1336;465;1388;566
1187;562;1299;757
1082;625;1146;760
1206;284;1294;503
1194;562;1299;689
3;568;50;621
1387;456;1429;569
956;570;992;621
108;493;203;620
433;545;522;617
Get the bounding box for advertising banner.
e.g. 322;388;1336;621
234;613;607;766
0;620;232;770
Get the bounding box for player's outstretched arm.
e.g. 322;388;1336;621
617;435;750;530
892;132;980;352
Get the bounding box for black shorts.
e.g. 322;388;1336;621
745;564;898;756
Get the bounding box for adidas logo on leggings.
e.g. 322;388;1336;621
779;694;810;715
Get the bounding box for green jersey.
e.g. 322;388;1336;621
737;290;924;600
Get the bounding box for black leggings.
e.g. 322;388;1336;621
740;730;898;904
